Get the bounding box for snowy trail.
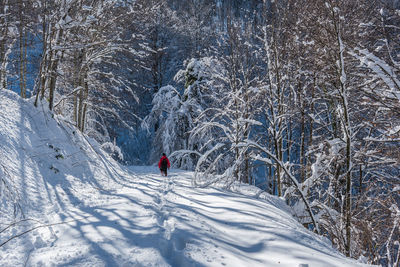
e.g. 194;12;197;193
2;165;371;267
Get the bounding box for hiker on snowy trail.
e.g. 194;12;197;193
158;153;170;176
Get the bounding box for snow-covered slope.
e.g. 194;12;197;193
0;90;371;266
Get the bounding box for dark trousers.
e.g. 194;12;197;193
160;168;167;176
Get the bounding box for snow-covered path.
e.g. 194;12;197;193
0;90;371;266
2;165;371;267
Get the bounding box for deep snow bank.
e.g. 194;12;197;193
0;90;122;222
0;90;372;266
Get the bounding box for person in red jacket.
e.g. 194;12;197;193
158;153;171;176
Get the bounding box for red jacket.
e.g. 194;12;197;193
158;156;171;169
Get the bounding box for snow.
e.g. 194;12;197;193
0;90;372;266
351;47;400;103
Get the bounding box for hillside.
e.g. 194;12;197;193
0;90;371;266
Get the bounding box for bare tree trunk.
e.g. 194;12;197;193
299;82;306;183
328;0;353;256
72;50;83;124
77;70;85;131
38;0;70;111
18;0;26;98
73;91;78;124
275;43;284;197
269;161;274;194
0;0;9;90
48;26;64;111
34;0;48;106
306;76;316;177
76;51;89;132
81;79;89;132
243;64;251;184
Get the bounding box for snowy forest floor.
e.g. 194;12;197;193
0;90;372;266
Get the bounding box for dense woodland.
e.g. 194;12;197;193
1;0;399;266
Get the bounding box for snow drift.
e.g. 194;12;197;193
0;90;371;266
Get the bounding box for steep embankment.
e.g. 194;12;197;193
0;90;371;266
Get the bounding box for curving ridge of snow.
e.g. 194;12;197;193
0;90;372;267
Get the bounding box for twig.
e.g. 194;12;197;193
0;219;39;234
0;217;89;248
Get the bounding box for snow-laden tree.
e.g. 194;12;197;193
177;0;216;57
0;0;35;95
0;0;16;91
258;0;295;197
143;57;222;168
180;18;264;187
142;85;183;162
347;3;400;264
28;0;155;159
276;0;362;257
139;0;182;93
276;0;400;262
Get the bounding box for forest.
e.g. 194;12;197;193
0;0;399;266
